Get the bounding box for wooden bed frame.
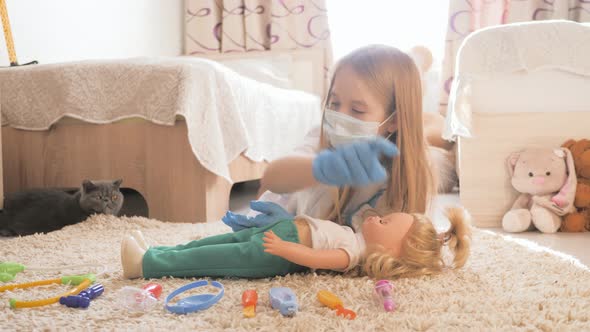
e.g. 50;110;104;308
1;48;327;223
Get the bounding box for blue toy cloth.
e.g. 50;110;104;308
222;201;293;232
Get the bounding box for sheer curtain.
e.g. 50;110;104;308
184;0;333;81
185;0;331;54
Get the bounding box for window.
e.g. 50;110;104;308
328;0;450;62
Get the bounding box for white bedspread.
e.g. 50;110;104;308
444;21;590;141
0;57;322;181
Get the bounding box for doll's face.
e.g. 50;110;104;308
361;211;415;257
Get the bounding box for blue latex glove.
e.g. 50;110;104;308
312;137;398;187
222;200;293;232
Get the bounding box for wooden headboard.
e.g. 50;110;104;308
192;48;327;99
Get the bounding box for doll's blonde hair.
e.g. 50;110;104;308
362;207;471;279
320;45;436;224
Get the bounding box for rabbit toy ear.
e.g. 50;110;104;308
506;151;522;177
553;149;565;158
551;148;577;213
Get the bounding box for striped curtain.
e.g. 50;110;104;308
184;0;332;73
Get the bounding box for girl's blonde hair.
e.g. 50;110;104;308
362;207;471;279
321;45;436;223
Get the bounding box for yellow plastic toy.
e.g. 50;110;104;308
0;0;37;66
317;290;357;320
0;274;95;308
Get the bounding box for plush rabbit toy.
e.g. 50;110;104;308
502;148;577;233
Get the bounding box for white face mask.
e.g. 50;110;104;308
323;109;395;147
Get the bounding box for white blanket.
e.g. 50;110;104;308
444;21;590;141
0;57;322;181
457;20;590;77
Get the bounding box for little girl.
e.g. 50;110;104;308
223;44;443;232
121;207;471;280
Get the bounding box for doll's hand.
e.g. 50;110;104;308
262;230;289;257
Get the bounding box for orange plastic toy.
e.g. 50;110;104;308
242;290;258;318
317;290;356;320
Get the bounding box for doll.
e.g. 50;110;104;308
121;207;471;280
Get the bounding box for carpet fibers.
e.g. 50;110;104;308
1;215;590;331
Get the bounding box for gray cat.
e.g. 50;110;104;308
0;179;124;236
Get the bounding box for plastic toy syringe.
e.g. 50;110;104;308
242;290;258;318
118;283;163;312
317;290;357;320
374;280;396;312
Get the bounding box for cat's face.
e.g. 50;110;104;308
79;179;124;215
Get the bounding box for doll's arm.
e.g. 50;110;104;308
262;231;350;270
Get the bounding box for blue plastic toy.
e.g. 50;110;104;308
59;283;104;309
79;284;104;300
59;295;90;308
165;280;224;315
269;287;298;317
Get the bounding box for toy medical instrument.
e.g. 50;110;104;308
118;283;163;312
60;295;90;309
374;280;396;312
164;280;224;315
0;274;95;308
60;283;104;308
0;261;107;282
269;287;298;317
242;289;258;318
317;290;357;320
142;283;162;299
79;283;105;300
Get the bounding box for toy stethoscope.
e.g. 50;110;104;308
0;261;107;309
164;280;224;314
0;274;95;308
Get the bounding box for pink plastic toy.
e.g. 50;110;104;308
374;280;396;312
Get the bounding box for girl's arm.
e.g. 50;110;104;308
262;231;350;270
424;112;454;150
259;156;319;194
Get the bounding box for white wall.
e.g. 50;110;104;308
0;0;183;65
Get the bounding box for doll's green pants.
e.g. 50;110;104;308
142;220;308;279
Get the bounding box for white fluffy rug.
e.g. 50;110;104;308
1;215;590;331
